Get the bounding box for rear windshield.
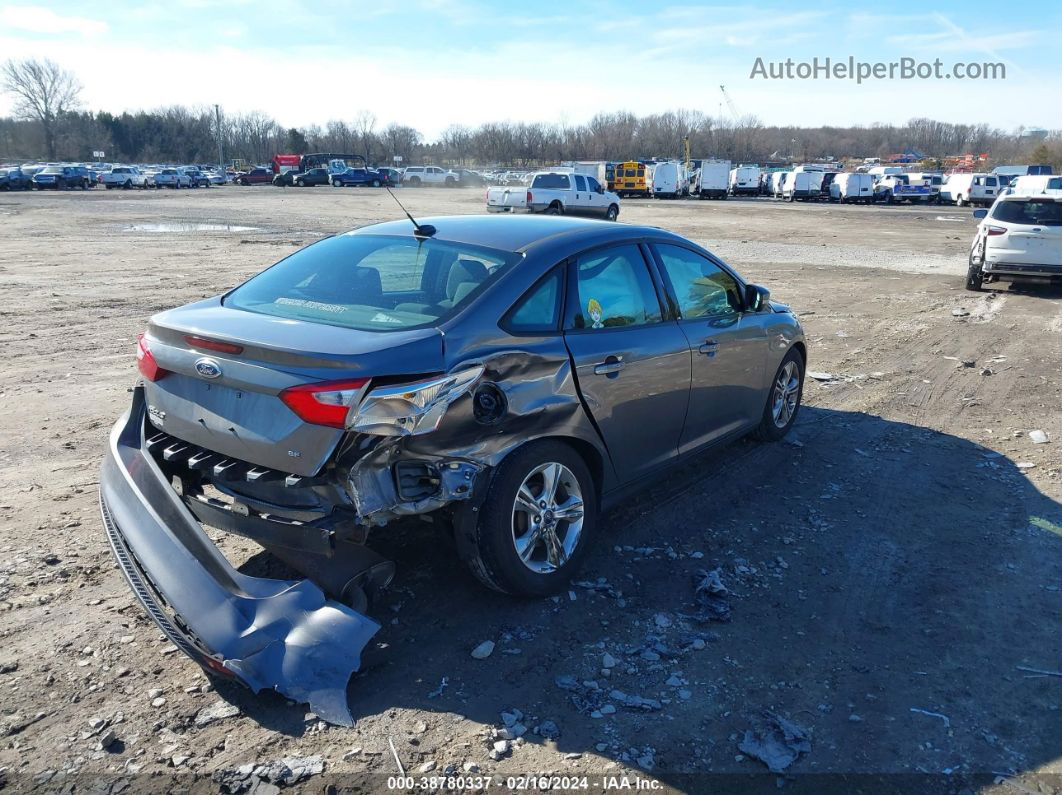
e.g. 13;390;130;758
224;234;521;331
532;173;570;189
992;200;1062;226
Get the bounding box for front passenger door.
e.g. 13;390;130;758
562;244;691;483
650;243;770;453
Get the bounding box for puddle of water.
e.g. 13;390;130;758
125;223;260;233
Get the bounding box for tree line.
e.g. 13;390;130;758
2;58;1059;169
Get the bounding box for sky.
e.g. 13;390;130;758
0;0;1058;140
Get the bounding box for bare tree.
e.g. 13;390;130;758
1;58;82;160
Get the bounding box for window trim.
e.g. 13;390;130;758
562;241;670;333
646;241;752;320
500;265;567;337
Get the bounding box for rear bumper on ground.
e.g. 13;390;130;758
98;387;380;725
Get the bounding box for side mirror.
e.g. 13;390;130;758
745;283;770;312
972;209;988;219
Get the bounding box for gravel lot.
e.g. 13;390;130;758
0;186;1060;792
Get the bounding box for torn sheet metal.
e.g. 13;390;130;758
99;389;378;725
340;349;611;525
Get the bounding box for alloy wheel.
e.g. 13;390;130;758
511;462;584;574
771;361;801;428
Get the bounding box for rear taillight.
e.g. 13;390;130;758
185;335;244;355
279;378;370;428
136;334;167;382
526;190;532;204
985;225;1007;236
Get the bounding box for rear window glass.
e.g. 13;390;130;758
224;234;521;331
992;200;1062;226
532;173;570;189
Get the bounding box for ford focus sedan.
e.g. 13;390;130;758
99;215;806;722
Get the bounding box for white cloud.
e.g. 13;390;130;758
0;5;108;36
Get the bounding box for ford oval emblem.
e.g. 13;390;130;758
195;358;222;379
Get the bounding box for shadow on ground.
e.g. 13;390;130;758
222;406;1062;789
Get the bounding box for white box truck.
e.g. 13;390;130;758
696;160;730;199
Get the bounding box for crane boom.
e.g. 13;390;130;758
719;84;740;121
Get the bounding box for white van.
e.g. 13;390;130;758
940;173;1001;206
696;160;730;199
868;165;904;178
1009;174;1062;197
773;170;790;197
652;162;689;199
782;170;816;201
829;173;874;203
729;165;761;196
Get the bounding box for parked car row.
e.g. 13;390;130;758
0;161;229;191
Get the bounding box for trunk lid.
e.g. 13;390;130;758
142;298;444;476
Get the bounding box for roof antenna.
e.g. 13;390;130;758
386;187;436;237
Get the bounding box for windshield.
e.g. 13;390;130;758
992;200;1062;226
41;167;62;174
224;234;521;331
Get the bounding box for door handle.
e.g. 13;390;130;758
698;340;719;356
594;357;625;375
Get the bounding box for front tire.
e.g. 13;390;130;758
462;441;597;597
753;348;805;442
605;204;619;221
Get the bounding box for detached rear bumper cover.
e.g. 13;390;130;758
98;388;379;726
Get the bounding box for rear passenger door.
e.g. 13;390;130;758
649;243;770;453
562;244;691;483
572;175;592;214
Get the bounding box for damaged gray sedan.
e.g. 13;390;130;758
99;214;806;722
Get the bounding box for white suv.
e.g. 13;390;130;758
401;166;458;187
966;195;1062;290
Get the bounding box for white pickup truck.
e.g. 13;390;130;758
486;171;621;220
101;166;149;189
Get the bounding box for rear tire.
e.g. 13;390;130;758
544;203;563;215
371;179;381;187
461;440;597;597
965;255;985;291
753;348;805;442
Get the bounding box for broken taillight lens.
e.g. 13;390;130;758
279;378;370;429
136;333;168;382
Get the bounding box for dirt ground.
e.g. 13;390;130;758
0;185;1060;794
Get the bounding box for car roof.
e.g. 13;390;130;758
346;214;686;255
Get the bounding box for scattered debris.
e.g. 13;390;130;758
1028;430;1050;444
951;308;969;317
738;713;812;773
427;677;448;699
910;708;951;728
471;640;495;660
213;756;325;792
1016;666;1062;679
193;700;240;728
388;737;405;776
691;568;732;623
807;371;835;381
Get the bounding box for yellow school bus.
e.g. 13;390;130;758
614;161;649;197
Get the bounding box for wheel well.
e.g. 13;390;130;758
501;435;605;506
791;341;807;365
549;200;562;208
